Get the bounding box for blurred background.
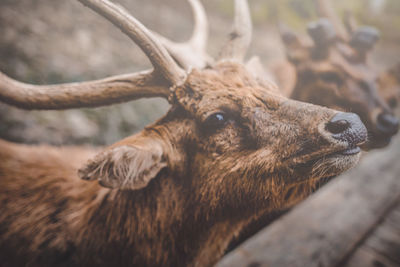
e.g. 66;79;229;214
0;0;399;146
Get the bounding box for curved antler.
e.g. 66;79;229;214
219;0;252;61
315;0;348;41
153;0;211;69
0;71;170;110
188;0;208;52
0;0;186;110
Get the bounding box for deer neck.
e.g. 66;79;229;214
77;172;259;266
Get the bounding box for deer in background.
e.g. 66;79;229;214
0;0;367;266
273;0;399;149
228;2;400;250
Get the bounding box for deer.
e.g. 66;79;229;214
272;0;399;149
0;0;368;266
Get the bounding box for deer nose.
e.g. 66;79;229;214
376;113;399;136
326;112;367;146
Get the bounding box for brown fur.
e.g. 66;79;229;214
0;62;366;266
0;62;365;267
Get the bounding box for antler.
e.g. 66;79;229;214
153;0;211;69
0;71;170;110
219;0;252;61
315;0;348;41
0;0;186;110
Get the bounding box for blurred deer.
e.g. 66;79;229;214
0;0;367;266
275;0;399;149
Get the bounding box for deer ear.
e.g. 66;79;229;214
78;139;167;190
279;24;301;49
307;19;336;47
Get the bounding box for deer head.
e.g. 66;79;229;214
280;0;399;149
0;0;368;265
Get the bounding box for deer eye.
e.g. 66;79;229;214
203;112;229;132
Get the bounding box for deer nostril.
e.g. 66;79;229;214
326;119;350;134
377;113;399;135
326;112;367;146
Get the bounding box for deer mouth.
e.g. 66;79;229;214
304;146;361;166
288;143;362;165
310;144;362;163
288;144;362;183
340;146;361;155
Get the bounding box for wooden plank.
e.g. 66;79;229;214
344;201;400;266
343;246;399;267
216;136;400;267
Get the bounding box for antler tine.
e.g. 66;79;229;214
219;0;252;62
343;10;357;35
315;0;349;41
188;0;208;52
0;70;170;110
78;0;186;85
152;0;211;69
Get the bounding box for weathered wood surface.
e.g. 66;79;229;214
216;136;400;267
343;200;400;267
